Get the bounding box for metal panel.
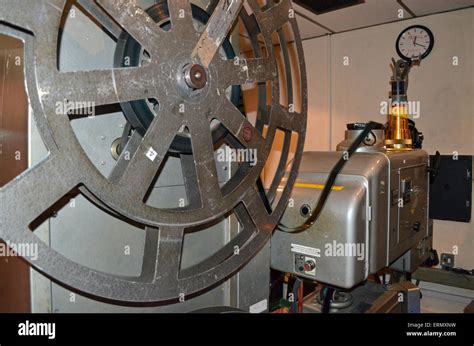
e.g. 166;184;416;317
387;150;430;262
397;164;428;243
271;148;431;289
429;155;472;222
285;151;390;272
271;175;369;289
390;235;432;273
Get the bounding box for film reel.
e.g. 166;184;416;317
0;0;307;304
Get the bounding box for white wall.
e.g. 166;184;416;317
302;8;474;268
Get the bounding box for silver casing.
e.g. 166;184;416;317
271;140;432;289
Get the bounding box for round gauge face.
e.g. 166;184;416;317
396;25;434;61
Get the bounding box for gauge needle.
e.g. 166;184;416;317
191;0;243;68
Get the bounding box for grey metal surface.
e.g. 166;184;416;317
336;128;386;153
0;0;307;304
404;281;421;314
390;236;432;274
387;150;430;263
272;172;369;289
276;151;391;274
271;147;431;289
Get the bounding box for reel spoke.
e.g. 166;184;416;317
218;58;277;88
48;67;155;111
154;226;184;285
140;225;185;286
0;156;79;233
188;121;222;208
168;0;196;34
272;104;306;133
252;0;292;35
216;99;266;155
191;0;243;68
77;0;123;39
138;226;160;281
114;112;184;201
97;0;164;50
181;204;255;278
244;185;271;231
108;130;143;183
180;154;202;209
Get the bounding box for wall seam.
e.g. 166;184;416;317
327;34;333;150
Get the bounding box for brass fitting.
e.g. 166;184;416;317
385;58;418;151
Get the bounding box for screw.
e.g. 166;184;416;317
242;126;253;142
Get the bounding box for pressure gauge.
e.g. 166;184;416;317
396;25;434;61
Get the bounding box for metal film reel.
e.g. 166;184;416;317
0;0;307;303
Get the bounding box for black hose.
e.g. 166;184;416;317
277;121;382;233
289;279;301;313
321;287;334;314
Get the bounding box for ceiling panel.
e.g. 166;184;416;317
402;0;474;16
295;14;331;39
294;0;413;33
290;0;472;40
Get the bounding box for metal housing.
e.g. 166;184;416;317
271;139;432;289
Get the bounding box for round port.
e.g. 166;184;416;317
304;260;316;272
300;204;312;218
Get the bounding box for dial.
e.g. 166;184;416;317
396;25;434;61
